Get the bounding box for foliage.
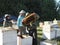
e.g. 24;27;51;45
0;0;59;21
0;0;27;17
39;0;57;21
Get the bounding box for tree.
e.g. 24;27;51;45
24;0;57;21
0;0;27;17
56;1;60;19
40;0;57;21
0;0;58;21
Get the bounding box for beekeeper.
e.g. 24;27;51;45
3;14;12;27
17;10;26;38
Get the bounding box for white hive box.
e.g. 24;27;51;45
43;21;60;40
17;35;32;45
57;20;60;37
42;21;55;40
40;40;57;45
0;27;17;45
51;24;60;37
56;28;60;37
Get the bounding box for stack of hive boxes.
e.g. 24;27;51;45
0;27;17;45
40;20;59;45
17;35;32;45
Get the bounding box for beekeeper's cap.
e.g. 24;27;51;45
19;10;26;14
5;14;9;17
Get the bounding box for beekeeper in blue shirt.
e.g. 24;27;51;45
17;10;26;38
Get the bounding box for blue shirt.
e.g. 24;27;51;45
17;15;25;27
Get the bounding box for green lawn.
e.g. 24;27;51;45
37;27;60;45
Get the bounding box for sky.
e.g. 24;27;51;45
55;0;60;6
55;0;60;11
55;0;60;2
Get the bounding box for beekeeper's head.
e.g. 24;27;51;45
19;10;26;16
5;14;9;17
